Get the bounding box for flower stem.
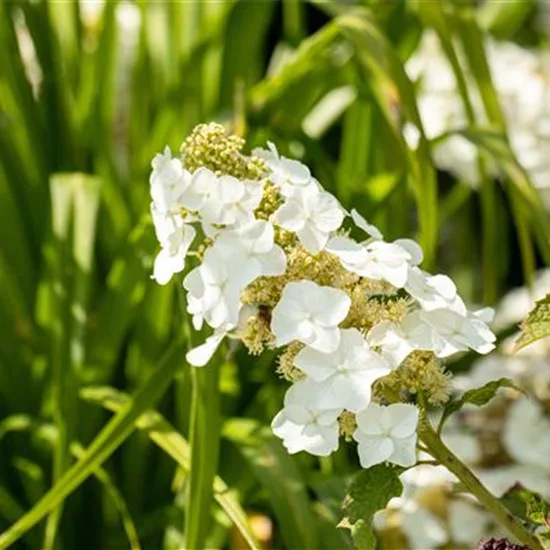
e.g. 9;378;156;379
185;361;221;549
418;419;544;550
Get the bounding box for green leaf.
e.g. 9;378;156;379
501;485;550;529
514;294;550;352
340;464;403;550
441;378;523;429
477;0;535;39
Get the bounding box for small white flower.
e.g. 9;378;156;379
271;379;341;456
295;328;391;412
369;307;496;364
271;281;351;353
350;208;383;240
254;142;311;193
448;500;490;546
503;398;550;469
367;312;435;367
183;242;255;331
353;403;419;468
399;503;448;550
405;267;459;312
199;175;263;227
216;220;286;279
326;236;418;288
274;184;345;254
150;146;190;213
152;223;196;285
419;308;496;357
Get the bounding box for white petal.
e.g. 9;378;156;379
273;200;305;232
186;332;225;367
394;238;424;265
310;324;341;353
297;223;328;254
473;307;495;323
388;433;417;467
355;404;386;436
305;424;340;456
386;404;419;438
355;436;394;468
429;274;457;299
295;347;336;382
327;375;373;413
217;175;244;202
152;248;182;285
313;288;351;326
259;246;287;276
351;209;383;240
281;157;311;184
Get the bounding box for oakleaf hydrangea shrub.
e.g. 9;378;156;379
148;122;496;470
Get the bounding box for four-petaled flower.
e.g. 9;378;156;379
353;403;419;468
327;236;421;288
271;379;342;456
274;184;345;254
295;328;392;412
254;142;311;193
270;281;351;353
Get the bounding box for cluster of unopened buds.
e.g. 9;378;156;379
149;123;496;469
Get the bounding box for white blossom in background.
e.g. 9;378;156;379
406;30;550;207
148;122;497;478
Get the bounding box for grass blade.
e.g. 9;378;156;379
224;418;319;550
80;386;262;550
0;341;183;550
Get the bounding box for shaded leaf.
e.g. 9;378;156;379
514;294;550;352
340;464;403;550
441;378;523;429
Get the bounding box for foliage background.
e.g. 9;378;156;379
0;0;549;548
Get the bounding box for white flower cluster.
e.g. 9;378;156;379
149;131;496;469
406;30;550;204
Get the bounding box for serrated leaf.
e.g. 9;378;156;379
514;294;550;352
500;485;550;529
340;464;403;550
441;378;523;428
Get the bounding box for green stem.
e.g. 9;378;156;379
185;360;221;549
419;419;544;550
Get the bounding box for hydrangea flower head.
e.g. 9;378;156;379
148;122;497;469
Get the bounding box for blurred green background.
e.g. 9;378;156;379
1;0;549;548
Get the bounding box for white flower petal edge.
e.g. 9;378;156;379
350;208;384;240
186;331;226;367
